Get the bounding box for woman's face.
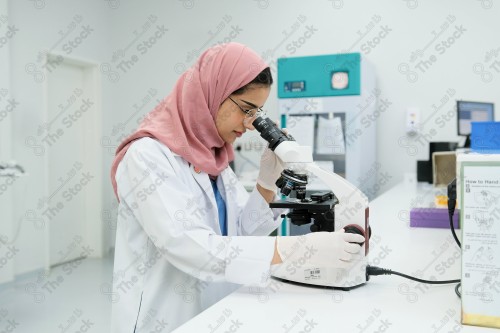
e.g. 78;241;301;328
216;85;271;144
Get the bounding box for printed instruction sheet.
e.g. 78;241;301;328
461;162;500;327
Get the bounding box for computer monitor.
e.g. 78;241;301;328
457;101;495;147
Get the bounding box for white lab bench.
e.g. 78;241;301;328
174;181;498;332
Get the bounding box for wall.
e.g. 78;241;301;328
8;0;112;276
4;0;500;276
106;0;500;194
0;0;14;284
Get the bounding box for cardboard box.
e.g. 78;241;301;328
432;151;456;188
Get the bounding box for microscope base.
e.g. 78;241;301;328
270;260;368;289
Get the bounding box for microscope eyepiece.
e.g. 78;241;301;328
252;116;294;151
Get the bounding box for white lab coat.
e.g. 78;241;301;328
111;137;283;332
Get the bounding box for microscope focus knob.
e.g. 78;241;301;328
343;225;366;245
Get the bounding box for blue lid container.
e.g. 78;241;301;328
471;121;500;152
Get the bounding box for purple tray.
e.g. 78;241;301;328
410;208;460;229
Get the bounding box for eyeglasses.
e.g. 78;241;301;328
228;96;266;119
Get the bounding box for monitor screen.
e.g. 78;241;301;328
457;101;494;136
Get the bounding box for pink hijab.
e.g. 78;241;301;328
110;43;268;198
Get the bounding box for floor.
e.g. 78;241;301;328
0;256;114;333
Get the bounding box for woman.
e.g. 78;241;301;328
110;42;364;332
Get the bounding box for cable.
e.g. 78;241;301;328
367;179;463;296
447;179;461;248
367;266;460;284
455;282;461;298
447;178;462;298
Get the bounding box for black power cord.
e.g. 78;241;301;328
455;282;461;298
367;179;462;296
367;266;460;284
447;178;462;298
447;179;461;249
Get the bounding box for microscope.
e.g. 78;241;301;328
253;117;371;289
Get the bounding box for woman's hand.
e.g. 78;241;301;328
256;183;277;204
256;147;284;192
274;231;365;267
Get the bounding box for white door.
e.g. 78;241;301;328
45;55;102;267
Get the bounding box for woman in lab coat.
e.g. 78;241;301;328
110;42;364;332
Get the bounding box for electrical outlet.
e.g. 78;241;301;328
406;107;420;136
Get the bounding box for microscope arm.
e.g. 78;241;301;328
274;140;369;232
306;163;368;211
306;162;369;233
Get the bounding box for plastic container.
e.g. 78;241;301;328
409;207;459;229
471;121;500;152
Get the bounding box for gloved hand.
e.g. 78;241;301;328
276;230;365;269
256;147;285;190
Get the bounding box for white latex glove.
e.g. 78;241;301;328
256;147;285;190
276;230;365;269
